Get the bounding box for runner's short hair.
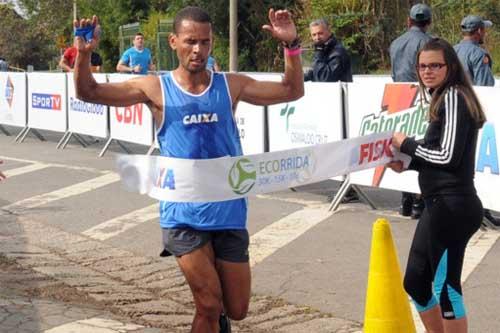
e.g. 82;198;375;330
173;6;212;33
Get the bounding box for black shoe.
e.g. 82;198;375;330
399;194;413;217
484;209;500;226
219;313;231;333
411;199;424;219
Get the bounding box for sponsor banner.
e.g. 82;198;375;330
472;87;500;212
116;131;409;202
268;82;343;151
268;82;344;181
348;82;428;193
108;74;154;146
27;73;67;132
67;73;108;138
348;81;500;212
0;72;26;127
352;74;393;84
235;73;282;155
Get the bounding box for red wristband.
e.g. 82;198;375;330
284;48;301;57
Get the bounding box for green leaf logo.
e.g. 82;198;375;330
228;158;257;195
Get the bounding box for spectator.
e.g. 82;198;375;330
389;3;432;218
116;33;154;75
59;46;102;73
454;15;495;86
304;18;356;203
206;55;220;71
90;51;103;73
304;18;352;82
0;57;8;71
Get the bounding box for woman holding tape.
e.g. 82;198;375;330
388;38;485;333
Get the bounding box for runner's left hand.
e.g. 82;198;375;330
262;9;297;43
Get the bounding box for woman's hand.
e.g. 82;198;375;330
391;132;407;150
386;161;405;173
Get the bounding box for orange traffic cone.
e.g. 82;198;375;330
363;218;416;333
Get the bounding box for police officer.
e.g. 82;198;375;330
454;15;494;86
390;3;432;82
455;16;500;227
389;3;432;218
0;57;8;72
304;18;352;83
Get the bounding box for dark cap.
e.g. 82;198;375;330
461;15;493;32
410;4;432;22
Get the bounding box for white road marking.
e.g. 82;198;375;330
249;203;332;267
256;193;325;206
44;317;144;333
3;163;50;178
462;229;500;282
0;155;107;173
82;203;159;241
1;173;120;212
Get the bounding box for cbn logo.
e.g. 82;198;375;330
228;158;256;195
280;103;295;131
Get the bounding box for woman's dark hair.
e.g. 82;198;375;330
416;38;486;128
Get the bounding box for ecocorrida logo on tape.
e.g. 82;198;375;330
228;153;314;195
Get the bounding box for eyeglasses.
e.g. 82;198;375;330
417;63;447;71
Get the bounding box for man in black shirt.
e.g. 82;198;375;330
304;18;352;83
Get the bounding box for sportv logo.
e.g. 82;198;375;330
32;93;61;111
5;76;14;108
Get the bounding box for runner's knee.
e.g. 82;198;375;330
192;286;223;319
225;302;248;321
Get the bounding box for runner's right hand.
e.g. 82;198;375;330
74;15;101;55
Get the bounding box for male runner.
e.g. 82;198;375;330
73;7;303;333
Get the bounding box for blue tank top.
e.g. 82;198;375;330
157;71;247;230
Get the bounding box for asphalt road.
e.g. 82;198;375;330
0;128;499;332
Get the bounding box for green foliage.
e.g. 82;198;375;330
2;0;500;74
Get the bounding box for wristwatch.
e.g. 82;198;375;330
282;37;301;50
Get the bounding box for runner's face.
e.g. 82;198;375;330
171;20;212;73
418;50;448;89
133;35;144;49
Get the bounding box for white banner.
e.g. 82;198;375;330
117;131;409;202
473;87;500;212
347;81;500;212
268;82;344;151
347;82;424;193
67;73;108;138
27;73;67;132
0;72;27;128
235;73;282;155
108;74;154;146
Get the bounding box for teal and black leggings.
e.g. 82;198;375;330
403;194;482;320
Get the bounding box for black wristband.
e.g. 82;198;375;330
282;37;301;50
